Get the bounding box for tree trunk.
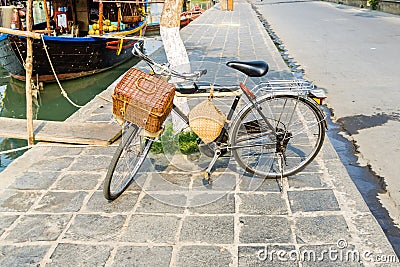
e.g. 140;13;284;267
160;0;190;131
160;0;189;69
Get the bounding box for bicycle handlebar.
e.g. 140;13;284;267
132;42;207;82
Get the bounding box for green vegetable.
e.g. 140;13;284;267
150;123;199;155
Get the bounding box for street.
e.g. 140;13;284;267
250;0;400;221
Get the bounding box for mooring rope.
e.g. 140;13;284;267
96;94;112;103
40;35;84;108
13;40;26;68
0;145;33;155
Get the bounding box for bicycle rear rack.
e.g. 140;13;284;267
254;79;326;104
257;79;313;92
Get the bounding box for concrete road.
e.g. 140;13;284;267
250;0;400;219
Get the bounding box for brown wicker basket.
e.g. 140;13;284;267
122;15;141;24
113;68;175;133
188;97;226;144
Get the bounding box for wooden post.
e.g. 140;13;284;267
117;3;121;31
227;0;233;11
43;0;51;35
99;1;103;35
25;0;34;145
69;0;77;24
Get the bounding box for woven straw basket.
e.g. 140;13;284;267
112;68;175;133
189;98;226;144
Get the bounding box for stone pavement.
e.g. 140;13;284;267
0;1;398;266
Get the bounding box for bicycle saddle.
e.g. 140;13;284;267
226;61;269;77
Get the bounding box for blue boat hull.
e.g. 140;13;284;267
0;21;146;82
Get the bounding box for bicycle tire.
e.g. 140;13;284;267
103;124;153;200
230;94;325;178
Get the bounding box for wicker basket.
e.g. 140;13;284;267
122;15;141;24
113;68;175;133
188;97;226;144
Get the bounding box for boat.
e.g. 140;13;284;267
144;3;161;35
180;5;204;28
145;21;160;35
0;0;147;83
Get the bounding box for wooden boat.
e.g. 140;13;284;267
180;5;204;28
0;0;147;83
145;21;160;35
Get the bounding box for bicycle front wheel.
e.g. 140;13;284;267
230;94;325;178
103;123;153;200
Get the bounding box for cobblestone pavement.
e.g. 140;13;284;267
0;1;398;266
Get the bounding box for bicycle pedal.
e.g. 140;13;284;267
204;171;213;185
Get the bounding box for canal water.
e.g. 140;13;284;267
0;0;212;172
0;40;162;173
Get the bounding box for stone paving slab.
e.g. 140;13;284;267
0;0;398;266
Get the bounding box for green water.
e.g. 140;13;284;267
0;40;162;172
0;0;213;172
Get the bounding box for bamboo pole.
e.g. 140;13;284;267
43;0;51;35
25;0;34;146
99;1;103;35
117;3;121;31
0;27;41;39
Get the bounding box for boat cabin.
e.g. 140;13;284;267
1;0;146;37
0;0;147;82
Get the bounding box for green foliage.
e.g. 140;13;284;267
150;123;174;154
369;0;379;10
178;130;200;155
150;123;199;155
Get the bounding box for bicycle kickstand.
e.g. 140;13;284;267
277;152;285;192
204;149;221;185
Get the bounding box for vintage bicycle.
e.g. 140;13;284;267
103;43;327;200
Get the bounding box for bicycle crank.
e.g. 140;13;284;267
203;149;222;185
198;132;229;158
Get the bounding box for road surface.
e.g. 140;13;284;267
250;0;400;221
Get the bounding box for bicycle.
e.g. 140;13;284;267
103;43;327;200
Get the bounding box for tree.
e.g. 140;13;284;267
160;0;189;71
160;0;190;131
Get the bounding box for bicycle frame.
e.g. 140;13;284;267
104;44;328;200
170;76;324;145
169;74;248;141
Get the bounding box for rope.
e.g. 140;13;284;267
40;35;84;108
0;145;33;155
13;40;26;68
116;38;123;55
96;95;112;103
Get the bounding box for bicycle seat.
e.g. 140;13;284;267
226;61;269;77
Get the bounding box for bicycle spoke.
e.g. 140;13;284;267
231;95;325;178
104;125;153;200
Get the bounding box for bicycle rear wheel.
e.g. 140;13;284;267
230;94;325;178
103;123;153;200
